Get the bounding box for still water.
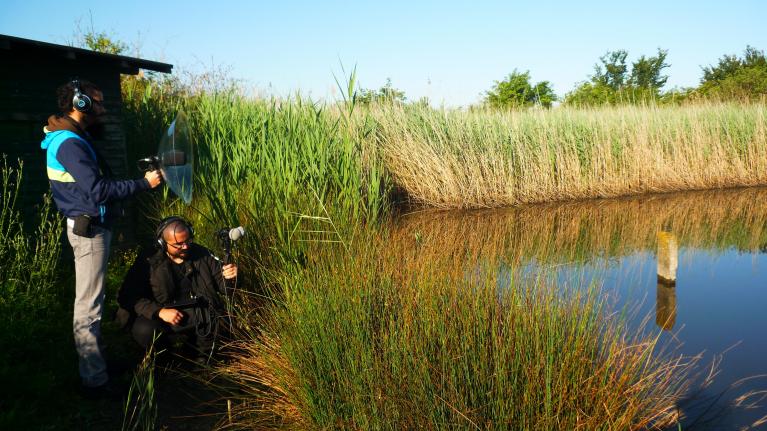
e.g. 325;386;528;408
394;188;767;429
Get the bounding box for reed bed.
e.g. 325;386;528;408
119;89;767;430
123;86;767;258
371;103;767;208
219;237;695;430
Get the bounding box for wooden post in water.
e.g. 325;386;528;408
656;231;678;331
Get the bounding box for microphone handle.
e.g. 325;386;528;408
222;241;234;292
221;236;232;264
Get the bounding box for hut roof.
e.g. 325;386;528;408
0;34;173;74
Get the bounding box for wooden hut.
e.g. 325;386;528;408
0;34;172;244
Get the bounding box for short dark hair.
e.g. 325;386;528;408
56;80;101;114
161;220;191;240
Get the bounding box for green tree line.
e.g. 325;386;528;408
488;46;766;109
352;46;766;109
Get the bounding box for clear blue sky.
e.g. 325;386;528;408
2;0;765;107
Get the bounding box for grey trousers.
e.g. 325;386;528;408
66;223;112;387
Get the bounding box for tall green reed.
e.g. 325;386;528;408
0;156;61;297
122;337;159;431
124;89;391;275
1;157;65;429
221;234;693;430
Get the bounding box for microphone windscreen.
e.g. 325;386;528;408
161;150;186;166
229;226;245;241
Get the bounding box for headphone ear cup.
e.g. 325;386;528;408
71;80;92;113
73;93;92;112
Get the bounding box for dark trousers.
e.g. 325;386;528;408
131;311;216;356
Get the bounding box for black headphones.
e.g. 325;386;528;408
72;79;92;113
156;216;195;248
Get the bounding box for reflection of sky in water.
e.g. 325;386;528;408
536;248;767;429
162;165;192;204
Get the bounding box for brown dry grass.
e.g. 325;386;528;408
370;103;767;208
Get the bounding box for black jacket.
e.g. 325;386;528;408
116;243;228;328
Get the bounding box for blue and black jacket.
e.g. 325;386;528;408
41;115;150;225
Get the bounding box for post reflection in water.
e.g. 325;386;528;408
656;282;677;331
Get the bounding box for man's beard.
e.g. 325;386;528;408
168;248;188;260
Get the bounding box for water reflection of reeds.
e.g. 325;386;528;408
388;187;767;271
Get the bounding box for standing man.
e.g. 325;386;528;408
41;79;163;396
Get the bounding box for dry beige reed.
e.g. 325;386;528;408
368;102;767;208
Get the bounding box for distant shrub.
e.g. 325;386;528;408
696;46;767;101
484;70;556;109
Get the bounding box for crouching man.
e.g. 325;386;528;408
116;216;237;359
